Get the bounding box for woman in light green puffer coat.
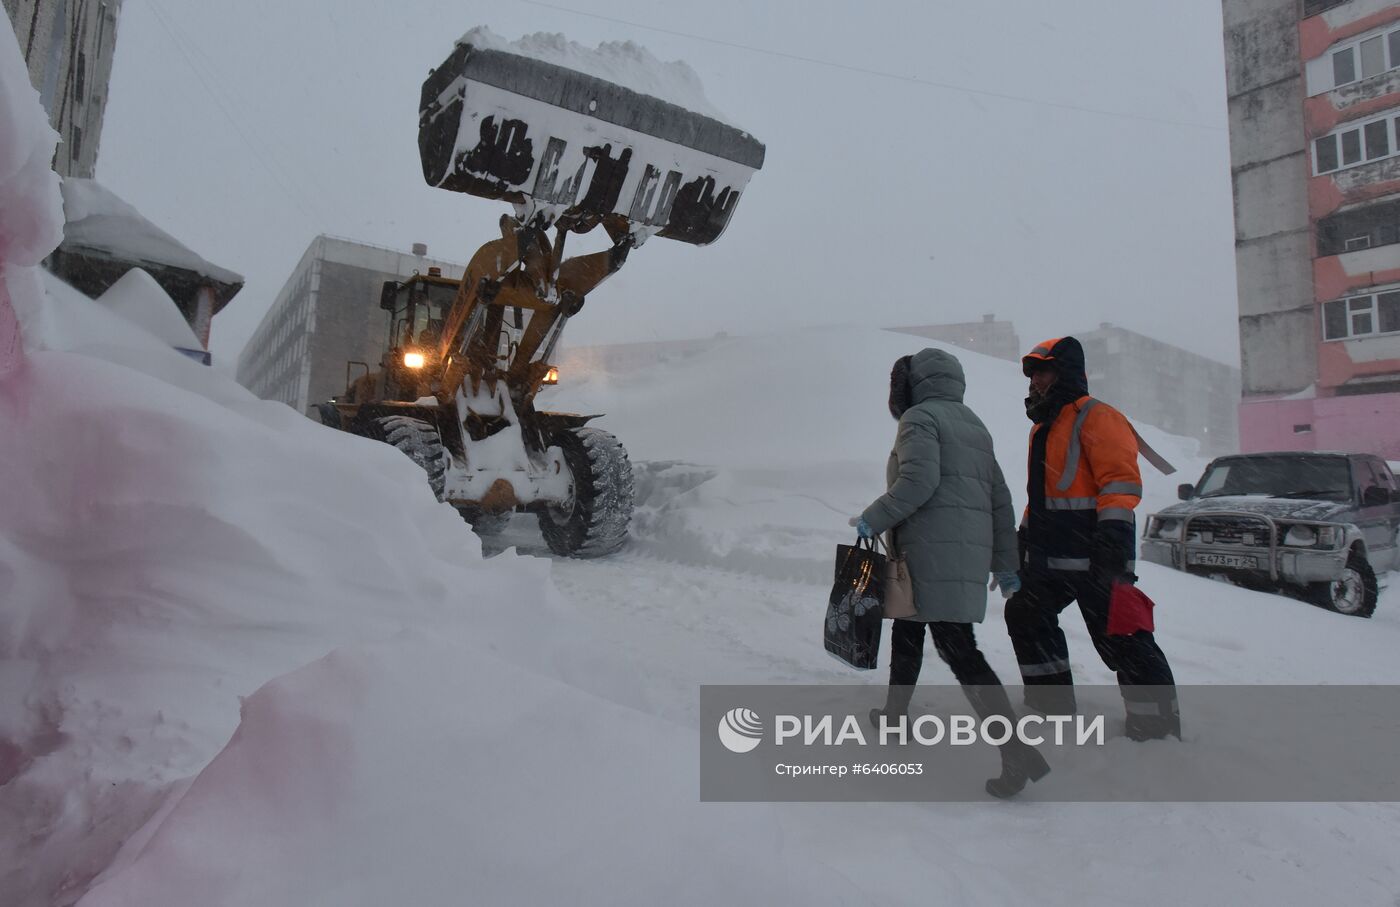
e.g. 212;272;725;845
854;348;1049;798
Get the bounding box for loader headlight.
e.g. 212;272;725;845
543;366;559;385
403;352;426;369
1150;518;1182;541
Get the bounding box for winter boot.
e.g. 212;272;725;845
985;740;1051;799
1124;689;1181;741
1125;712;1182;741
870;684;916;734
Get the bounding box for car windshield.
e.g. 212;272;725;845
1196;457;1352;502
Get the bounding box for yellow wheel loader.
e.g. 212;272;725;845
320;39;765;557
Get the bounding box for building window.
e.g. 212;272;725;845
1316;134;1339;173
1334;47;1357;85
1311;24;1400;93
1341;128;1362;165
1313;110;1400;175
1351;297;1374;335
1317;198;1400;256
1304;0;1348;16
1324;289;1400;340
1365;120;1390;159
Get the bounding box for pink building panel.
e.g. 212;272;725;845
1241;394;1400;459
1239;398;1322;454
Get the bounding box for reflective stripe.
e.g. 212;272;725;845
1047;557;1091;571
1021;658;1071;677
1100;481;1143;496
1124;699;1163;716
1045;496;1097;511
1098;507;1136;523
1029;345;1053;357
1055;399;1101;491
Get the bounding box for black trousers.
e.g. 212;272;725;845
1004;569;1177;724
884;620;1012;722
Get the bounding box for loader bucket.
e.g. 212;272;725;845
418;42;766;246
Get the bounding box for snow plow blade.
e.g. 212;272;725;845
418;42;765;246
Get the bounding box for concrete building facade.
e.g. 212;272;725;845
236;236;464;415
888;317;1240;455
1223;0;1400;457
4;0;123;178
887;314;1021;362
1075;324;1243;457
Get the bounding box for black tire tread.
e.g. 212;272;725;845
539;427;635;558
362;415;448;501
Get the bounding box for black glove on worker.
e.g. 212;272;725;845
1091;521;1137;587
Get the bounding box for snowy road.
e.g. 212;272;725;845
486;513;1400;906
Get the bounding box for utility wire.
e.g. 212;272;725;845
145;0;323;222
516;0;1223;132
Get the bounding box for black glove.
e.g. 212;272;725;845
1091;522;1135;587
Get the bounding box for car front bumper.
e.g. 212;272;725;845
1141;539;1348;584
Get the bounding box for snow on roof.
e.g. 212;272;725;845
96;267;202;350
457;26;732;125
59;178;244;289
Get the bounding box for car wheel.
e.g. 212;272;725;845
1307;550;1378;618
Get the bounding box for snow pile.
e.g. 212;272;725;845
59;177;243;286
542;327;1208;578
0;273;864;904
0;16;62;376
94;268;201;350
75;642;848;906
0;262;839;902
0;273;557;902
458;26;732;124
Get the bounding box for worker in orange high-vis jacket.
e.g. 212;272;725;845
1006;337;1180;740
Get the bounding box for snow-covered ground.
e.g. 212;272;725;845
6;16;1400;907
6;289;1400;904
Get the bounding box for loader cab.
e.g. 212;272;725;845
379;272;458;395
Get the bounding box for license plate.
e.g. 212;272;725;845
1189;552;1258;569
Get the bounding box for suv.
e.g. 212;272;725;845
1141;451;1399;617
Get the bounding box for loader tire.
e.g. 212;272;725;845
538;427;634;558
362;415;447;501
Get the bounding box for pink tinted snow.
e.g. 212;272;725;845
74;641;847;907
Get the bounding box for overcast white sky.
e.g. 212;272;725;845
96;0;1240;368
